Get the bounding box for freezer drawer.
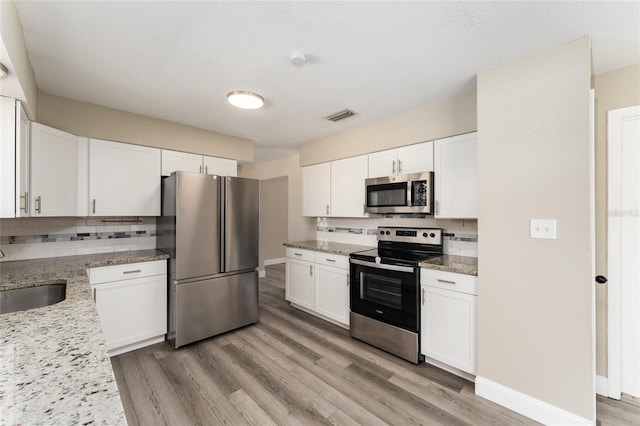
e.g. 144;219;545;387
168;271;258;348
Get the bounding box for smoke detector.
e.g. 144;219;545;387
290;51;306;67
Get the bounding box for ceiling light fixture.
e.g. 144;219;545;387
0;63;8;79
227;91;264;109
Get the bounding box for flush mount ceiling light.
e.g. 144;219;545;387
227;91;264;109
0;63;8;79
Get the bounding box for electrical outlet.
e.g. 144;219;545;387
530;219;557;239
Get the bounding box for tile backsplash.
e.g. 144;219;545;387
0;217;157;262
316;216;478;257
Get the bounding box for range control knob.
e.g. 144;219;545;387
379;230;384;235
385;231;390;235
430;233;436;238
422;232;428;238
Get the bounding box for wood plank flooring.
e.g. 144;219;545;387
111;264;639;425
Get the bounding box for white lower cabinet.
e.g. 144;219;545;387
420;268;477;375
285;248;349;328
90;260;167;356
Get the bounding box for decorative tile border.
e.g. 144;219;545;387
1;230;156;246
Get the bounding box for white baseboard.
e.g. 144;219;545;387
475;376;592;425
264;257;286;265
596;375;609;397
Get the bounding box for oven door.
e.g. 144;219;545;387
350;259;419;332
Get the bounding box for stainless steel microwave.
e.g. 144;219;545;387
365;172;434;214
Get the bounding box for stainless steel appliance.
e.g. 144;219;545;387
159;171;259;349
365;172;434;214
350;226;442;363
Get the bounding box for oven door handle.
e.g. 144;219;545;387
350;259;414;273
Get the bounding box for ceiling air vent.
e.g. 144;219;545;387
323;108;357;122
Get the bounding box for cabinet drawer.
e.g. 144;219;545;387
90;259;167;284
420;269;477;295
286;247;315;262
314;252;349;269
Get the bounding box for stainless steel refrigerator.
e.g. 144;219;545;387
159;171;259;349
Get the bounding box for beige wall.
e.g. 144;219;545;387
240;153;316;255
299;92;476;166
260;176;288;267
593;64;640;377
0;1;38;119
37;93;254;162
477;37;593;421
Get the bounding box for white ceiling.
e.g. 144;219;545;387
14;1;640;163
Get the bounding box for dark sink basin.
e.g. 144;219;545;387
0;283;67;314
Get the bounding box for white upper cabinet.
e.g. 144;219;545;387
203;155;237;177
330;155;368;217
303;155;368;218
161;149;237;177
89;139;161;216
1;98;29;218
161;150;202;175
433;132;477;219
368;141;433;178
302;162;331;217
30;123;77;217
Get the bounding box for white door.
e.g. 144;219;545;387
368;148;397;178
397;141;434;174
330;155;368;217
285;258;315;309
434;132;477;219
203;155;237;177
30;123;77;216
315;264;349;325
302;162;331;217
89;139;161;216
607;105;640;399
161;149;203;176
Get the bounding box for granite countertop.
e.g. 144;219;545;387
284;240;374;256
0;249;169;425
419;255;478;276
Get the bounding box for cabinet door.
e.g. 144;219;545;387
397;141;433;175
434;132;477;219
330;155;368;217
30;123;77;216
161;149;203;176
285;258;315;309
0;97;17;217
302;162;331;217
421;285;477;374
89;139;161;216
16;103;29;217
368;149;397;178
315;263;349;326
93;274;167;352
203;155;237;177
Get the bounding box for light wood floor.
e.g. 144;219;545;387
111;264;640;425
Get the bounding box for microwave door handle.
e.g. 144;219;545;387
406;181;412;207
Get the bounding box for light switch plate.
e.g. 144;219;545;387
530;219;557;239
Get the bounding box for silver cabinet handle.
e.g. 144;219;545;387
392;160;396;174
347;274;349;286
199;164;203;173
92;199;96;214
326;204;329;215
309;265;313;276
437;279;456;285
398;159;402;173
422;288;425;304
326;258;336;262
93;288;96;303
123;270;142;274
20;192;29;213
294;253;302;257
205;166;208;174
35;196;41;214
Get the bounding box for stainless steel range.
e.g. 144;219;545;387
349;226;442;364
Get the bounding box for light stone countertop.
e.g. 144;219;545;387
284;240;374;256
419;255;478;276
0;249;169;425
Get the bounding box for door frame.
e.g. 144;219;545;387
607;104;640;399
